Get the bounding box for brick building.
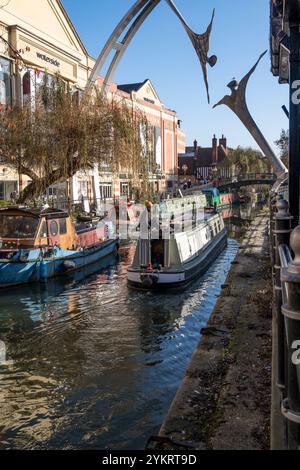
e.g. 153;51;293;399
178;135;231;182
97;77;186;199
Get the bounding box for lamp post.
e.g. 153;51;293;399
212;164;218;186
182;164;188;180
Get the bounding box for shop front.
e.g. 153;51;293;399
0;0;95;203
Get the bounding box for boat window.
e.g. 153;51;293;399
50;220;58;236
38;221;47;238
0;215;39;239
151;240;164;268
59;218;67;235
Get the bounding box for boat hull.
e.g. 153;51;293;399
0;238;119;289
127;230;227;291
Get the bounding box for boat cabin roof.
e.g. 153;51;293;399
0;207;69;220
202;188;220;196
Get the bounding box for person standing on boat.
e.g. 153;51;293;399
138;200;152;239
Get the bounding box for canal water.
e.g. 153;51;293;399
0;203;262;450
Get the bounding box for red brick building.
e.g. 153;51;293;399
97;77;186;199
178;135;231;182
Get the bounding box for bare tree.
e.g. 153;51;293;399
0;74;152;203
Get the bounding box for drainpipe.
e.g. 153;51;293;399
288;0;300;226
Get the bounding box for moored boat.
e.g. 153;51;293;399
0;207;119;288
202;187;237;209
127;208;227;290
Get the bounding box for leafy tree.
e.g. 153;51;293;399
223;146;271;176
275;129;289;169
0;74;152;203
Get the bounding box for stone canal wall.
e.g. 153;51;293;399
157;210;272;450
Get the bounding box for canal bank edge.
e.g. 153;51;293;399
156;210;272;450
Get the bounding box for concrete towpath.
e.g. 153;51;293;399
155;210;272;450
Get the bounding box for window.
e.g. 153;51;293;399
72;89;84;105
120;182;129;196
0;179;16;199
48;187;57;196
22;69;62;107
50;220;58;236
59;219;67;235
38;221;47;238
0;215;39;238
22;71;31;105
0;57;12;106
78;181;88;199
99;183;112;199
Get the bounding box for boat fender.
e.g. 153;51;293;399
141;274;153;288
19;252;29;262
63;260;76;271
141;273;159;288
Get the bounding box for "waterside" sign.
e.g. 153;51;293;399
36;52;60;68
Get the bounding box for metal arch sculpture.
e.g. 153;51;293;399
86;0;160;94
166;0;216;103
213;51;287;176
86;0;216;103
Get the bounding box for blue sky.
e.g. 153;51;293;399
62;0;288;153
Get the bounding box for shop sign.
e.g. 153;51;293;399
36;52;60;67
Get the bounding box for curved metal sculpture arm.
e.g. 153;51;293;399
85;0;216;104
166;0;216;103
85;0;158;94
238;50;267;99
213;51;287;176
103;0;161;92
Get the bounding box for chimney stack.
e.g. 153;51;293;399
219;134;227;149
212;134;218;164
193;139;198;157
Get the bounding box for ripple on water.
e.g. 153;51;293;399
0;239;239;450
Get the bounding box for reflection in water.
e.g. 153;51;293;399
0;203;261;450
221;201;265;240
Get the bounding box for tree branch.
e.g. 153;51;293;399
18;164;39;182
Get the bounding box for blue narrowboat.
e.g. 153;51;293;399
0;207;119;288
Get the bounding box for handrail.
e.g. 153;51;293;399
270;198;300;449
278;243;292;268
278;243;292;304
